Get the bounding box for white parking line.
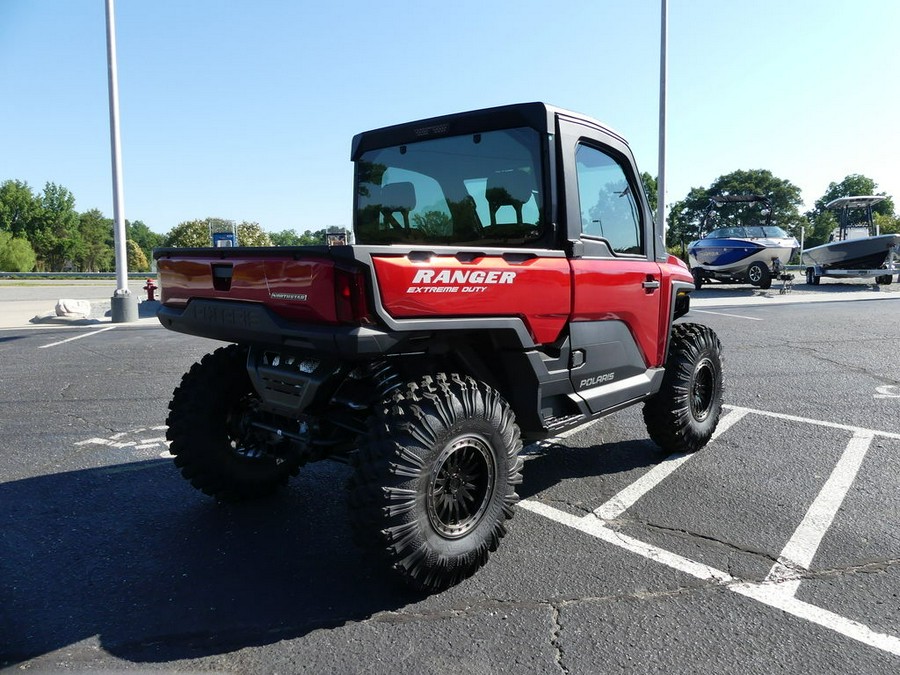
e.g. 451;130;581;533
725;404;900;440
520;407;900;657
732;581;900;656
693;309;763;321
767;431;874;585
520;500;900;656
593;451;693;521
520;500;734;584
38;325;118;348
593;407;748;521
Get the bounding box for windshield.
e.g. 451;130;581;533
354;127;545;246
706;226;790;239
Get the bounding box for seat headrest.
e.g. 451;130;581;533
486;169;535;205
381;182;416;211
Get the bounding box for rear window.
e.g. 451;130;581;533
354;127;546;246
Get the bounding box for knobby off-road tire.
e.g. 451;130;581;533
166;344;302;502
643;323;724;454
348;373;524;592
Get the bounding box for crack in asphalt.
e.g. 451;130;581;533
792;344;900;384
623;518;782;567
96;557;900;664
602;516;900;585
549;602;568;674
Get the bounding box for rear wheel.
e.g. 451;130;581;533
747;261;771;289
643;323;724;454
166;344;302;501
348;373;523;591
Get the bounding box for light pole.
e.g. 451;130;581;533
105;0;137;322
656;0;668;244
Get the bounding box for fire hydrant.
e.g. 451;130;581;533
143;278;158;302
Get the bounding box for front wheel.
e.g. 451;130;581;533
643;323;724;454
747;261;772;289
348;373;523;592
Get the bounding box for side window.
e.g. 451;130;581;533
575;144;643;255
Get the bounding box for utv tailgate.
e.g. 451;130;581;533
154;247;348;324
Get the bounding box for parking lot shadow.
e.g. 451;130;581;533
518;438;664;500
0;459;417;666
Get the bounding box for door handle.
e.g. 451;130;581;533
642;279;660;290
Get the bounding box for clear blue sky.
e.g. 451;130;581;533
2;0;898;235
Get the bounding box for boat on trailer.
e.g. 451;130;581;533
688;194;799;290
801;196;900;285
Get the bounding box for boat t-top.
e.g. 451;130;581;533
688;194;799;290
801;195;899;285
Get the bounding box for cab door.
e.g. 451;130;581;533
557;117;664;412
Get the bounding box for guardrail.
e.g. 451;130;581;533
0;272;156;280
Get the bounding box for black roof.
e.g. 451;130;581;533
350;102;625;158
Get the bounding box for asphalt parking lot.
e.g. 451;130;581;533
1;281;899;673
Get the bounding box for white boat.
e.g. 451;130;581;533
801;196;900;285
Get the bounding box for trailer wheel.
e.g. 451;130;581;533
643;323;724;454
691;268;704;290
747;262;771;289
876;274;892;285
348;373;523;592
166;344;302;502
805;268;820;285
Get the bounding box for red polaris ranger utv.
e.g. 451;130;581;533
154;103;724;591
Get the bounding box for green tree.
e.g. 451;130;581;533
665;186;710;249
301;229;327;245
874;212;900;235
0;230;37;272
236;221;272;247
76;209;114;272
164;218;274;247
164;219;212;247
270;228;303;246
666;169;804;248
0;180;42;238
805;210;837;250
641;172;657;214
271;228;328;246
31;182;81;271
126;239;150;272
127;219;164;262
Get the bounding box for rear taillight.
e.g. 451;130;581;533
334;266;374;325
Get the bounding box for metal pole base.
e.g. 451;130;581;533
110;293;138;323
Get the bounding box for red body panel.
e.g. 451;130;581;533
158;250;692;362
570;258;662;367
372;255;572;344
157;256;342;324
